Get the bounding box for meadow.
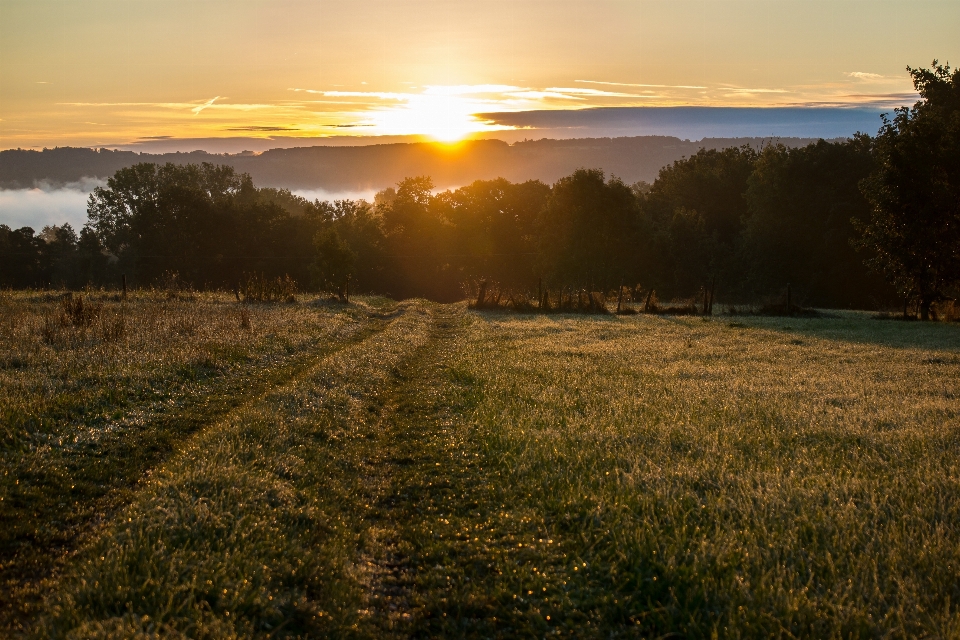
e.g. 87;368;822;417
2;291;959;638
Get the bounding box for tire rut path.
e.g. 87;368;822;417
0;308;395;635
350;304;477;637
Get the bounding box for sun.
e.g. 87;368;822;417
369;93;490;142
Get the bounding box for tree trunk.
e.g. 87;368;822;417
476;281;487;308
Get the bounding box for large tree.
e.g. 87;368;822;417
537;169;640;291
743;137;893;308
639;146;758;298
857;61;960;319
86;162;315;288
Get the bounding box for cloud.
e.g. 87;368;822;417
476;106;890;139
723;88;789;94
291;89;410;101
545;87;643;98
506;91;586;101
226;126;301;132
423;84;524;96
191;96;221;115
846;72;885;80
576;79;707;90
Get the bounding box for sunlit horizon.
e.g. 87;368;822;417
1;0;956;149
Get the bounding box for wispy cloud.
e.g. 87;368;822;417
191;96;221;115
506;90;585;101
291;89;410;101
723;87;789;94
576;79;707;90
226;126;301;132
845;71;885;80
545;87;642;98
423;84;524;96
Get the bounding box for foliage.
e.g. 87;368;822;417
313;227;356;300
639;146;758;296
857;61;960;318
537;169;639;290
743;136;885;308
85;162;318;289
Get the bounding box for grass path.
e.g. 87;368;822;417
1;298;393;634
23;303;960;637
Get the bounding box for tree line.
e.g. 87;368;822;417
2;62;957;316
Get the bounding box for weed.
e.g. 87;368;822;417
241;273;298;303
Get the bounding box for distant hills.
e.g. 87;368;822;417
0;136;830;192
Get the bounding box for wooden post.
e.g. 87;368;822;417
644;289;654;313
476;280;487;308
786;283;792;316
121;274;127;300
708;276;717;316
702;286;708;315
538;278;543;310
616;281;624;314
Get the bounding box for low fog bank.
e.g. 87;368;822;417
0;180;103;231
0;181;378;232
291;187;378;203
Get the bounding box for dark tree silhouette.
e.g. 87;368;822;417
857;61;960;319
743;136;889;308
537;169;639;291
313;227;356;301
639;146;758;297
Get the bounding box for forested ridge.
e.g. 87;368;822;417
0;139;891;309
0;136;825;191
3;62;959;313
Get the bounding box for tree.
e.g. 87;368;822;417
537;169;639;291
0;225;43;288
86;162;314;288
441;178;550;290
743;137;893;308
857;61;960;319
639;146;758;298
313;227;356;301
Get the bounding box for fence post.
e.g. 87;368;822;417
708;276;717;316
476;280;487;308
616;280;624;314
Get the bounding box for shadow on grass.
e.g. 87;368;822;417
712;310;960;352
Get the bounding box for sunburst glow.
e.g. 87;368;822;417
364;93;503;142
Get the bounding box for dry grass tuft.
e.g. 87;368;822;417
240;273;298;303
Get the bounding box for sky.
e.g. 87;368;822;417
1;0;958;149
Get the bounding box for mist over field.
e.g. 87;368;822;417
0;182;378;231
0;181;102;230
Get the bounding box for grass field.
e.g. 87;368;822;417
2;292;960;638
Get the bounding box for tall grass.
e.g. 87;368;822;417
457;311;960;636
0;290;368;629
11;300;960;637
39;301;431;637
